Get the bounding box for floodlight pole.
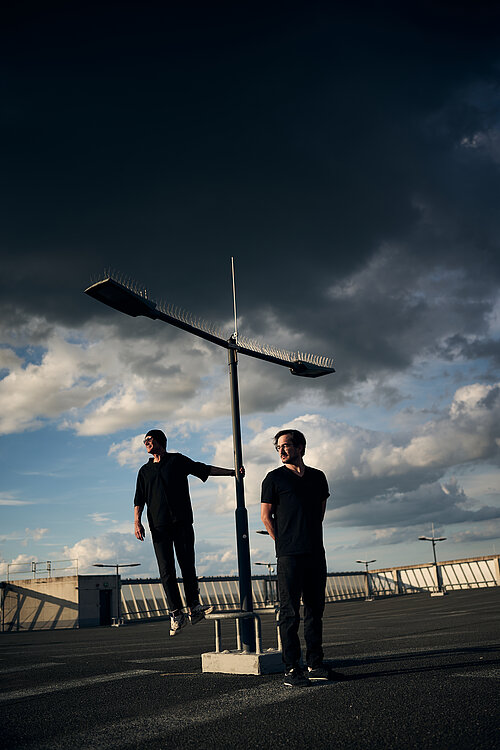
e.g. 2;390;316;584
356;559;376;601
84;269;335;652
418;527;447;595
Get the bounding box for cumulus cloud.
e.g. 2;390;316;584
0;320;225;436
358;383;500;479
330;480;500;529
61;531;243;577
62;533;151;575
108;434;147;468
22;528;49;547
204;383;500;534
0;553;37;580
196;546;238;577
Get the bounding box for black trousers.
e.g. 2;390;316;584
152;522;200;613
277;553;327;670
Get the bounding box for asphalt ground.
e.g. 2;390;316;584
0;587;498;750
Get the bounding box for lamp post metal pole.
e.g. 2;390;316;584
356;559;376;601
418;531;446;594
228;342;254;648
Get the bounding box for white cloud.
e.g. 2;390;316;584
0;313;331;440
0;492;34;506
0;553;37;580
108;434;147;468
360;383;500;478
62;532;153;575
61;531;239;577
89;513;112;524
197;547;238;577
22;528;49;546
0;528;49;546
205;385;500;537
88;514;134;535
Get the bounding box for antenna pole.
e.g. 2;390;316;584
231;256;238;344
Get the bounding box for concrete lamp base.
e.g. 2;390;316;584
202;648;283;675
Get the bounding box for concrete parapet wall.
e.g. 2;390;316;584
2;577;79;631
1;575;118;631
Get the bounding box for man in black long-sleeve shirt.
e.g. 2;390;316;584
134;429;236;636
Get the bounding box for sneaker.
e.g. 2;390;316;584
307;665;330;681
284;667;310;687
189;603;214;625
169;611;187;636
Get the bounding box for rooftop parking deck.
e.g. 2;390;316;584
1;587;498;749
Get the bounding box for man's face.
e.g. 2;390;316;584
276;434;301;465
144;436;157;454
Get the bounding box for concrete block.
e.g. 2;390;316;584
202;648;283;675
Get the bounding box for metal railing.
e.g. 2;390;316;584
119;555;500;621
4;559;78;582
2;554;498;631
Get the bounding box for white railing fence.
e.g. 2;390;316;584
120;554;500;621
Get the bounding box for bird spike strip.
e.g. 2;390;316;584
95;270;334;370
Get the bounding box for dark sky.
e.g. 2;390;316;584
2;1;500;392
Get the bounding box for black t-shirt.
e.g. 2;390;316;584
134;453;210;530
261;465;329;557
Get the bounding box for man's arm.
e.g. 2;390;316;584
261;502;276;540
321;499;327;522
134;504;146;541
208;466;245;477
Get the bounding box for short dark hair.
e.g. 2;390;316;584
144;429;167;449
273;429;306;456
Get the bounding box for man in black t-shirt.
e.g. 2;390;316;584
134;429;237;636
261;429;333;687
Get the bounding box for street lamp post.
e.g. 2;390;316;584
85;268;334;651
255;561;276;606
93;563;141;625
356;559;376;601
418;526;447;596
255;562;275;575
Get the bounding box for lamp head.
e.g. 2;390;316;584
85;277;158;319
290;360;335;378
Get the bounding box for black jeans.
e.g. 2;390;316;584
152;522;200;613
277;553;327;670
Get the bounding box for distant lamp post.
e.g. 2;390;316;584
255;562;276;607
356;559;376;601
93;563;141;626
255;562;275;575
418;526;447;596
